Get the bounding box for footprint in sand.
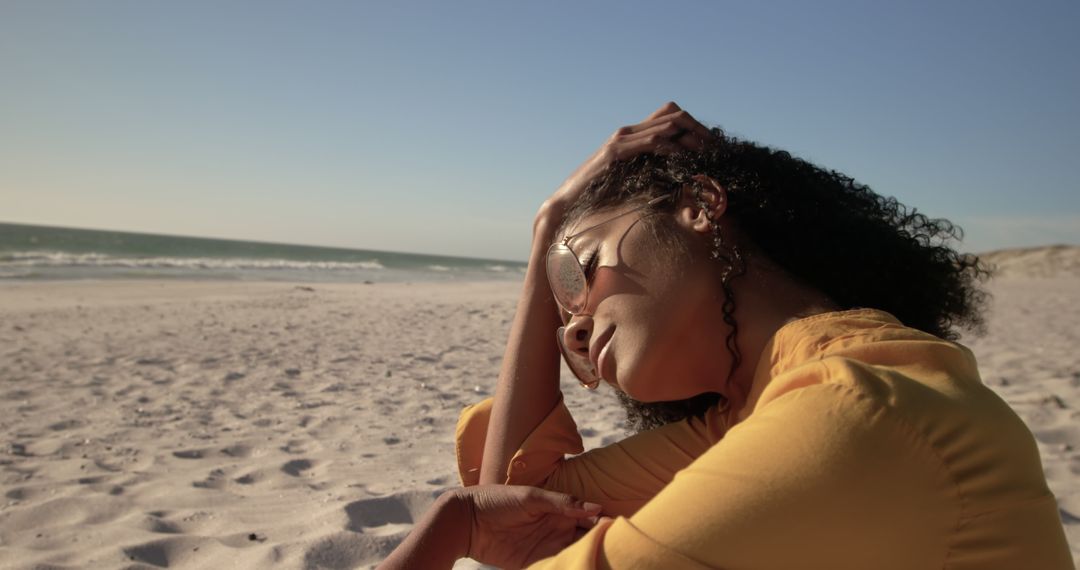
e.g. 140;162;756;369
302;490;446;568
343;489;443;534
5;485;55;502
221;443;265;458
281;439;322;455
304;531;391;569
282;458;326;478
172;448;209;459
233;469;270;485
192;467;233;490
122;535;228;566
137;514;185;534
48;418;86;431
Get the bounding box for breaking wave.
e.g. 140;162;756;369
0;251;386;271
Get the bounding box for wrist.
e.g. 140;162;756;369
533;200;568;236
377;490;473;570
438;490;474;561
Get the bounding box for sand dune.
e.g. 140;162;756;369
976;244;1080;278
0;253;1077;567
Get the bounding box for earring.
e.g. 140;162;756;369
692;186;726;260
706;218;724;261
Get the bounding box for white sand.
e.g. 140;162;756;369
0;280;624;569
0;252;1077;567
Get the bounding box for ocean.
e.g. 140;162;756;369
0;223;527;283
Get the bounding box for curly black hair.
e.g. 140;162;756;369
556;127;995;433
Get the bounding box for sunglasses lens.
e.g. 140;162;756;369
555;327;601;389
546;245;587;314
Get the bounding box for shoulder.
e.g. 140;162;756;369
726;381;919;456
715;382;954;499
626;382;959;569
744;307;985;423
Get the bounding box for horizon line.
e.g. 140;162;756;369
0;220;529;266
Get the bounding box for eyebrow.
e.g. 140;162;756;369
568;235;599;254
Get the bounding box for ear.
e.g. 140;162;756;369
675;175;728;234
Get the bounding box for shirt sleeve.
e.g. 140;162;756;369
455;393;730;518
525;381;958;570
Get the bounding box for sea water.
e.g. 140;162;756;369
0;223;526;283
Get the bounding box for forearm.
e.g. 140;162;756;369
378;492;470;570
479;214;564;484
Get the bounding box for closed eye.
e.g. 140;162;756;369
580;251;600;283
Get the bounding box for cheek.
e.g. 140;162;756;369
616;264;732;401
608;230;725;401
613;306;704;401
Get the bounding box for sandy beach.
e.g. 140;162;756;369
1;251;1078;567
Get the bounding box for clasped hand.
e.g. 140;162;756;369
377;484;609;570
460;484;607;569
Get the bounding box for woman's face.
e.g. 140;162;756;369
558;200;734;403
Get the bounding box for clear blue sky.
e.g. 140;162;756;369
2;1;1077;261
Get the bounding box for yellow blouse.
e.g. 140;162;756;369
455;308;1074;569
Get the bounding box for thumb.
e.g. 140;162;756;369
528;488;603;518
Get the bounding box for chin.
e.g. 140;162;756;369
612;357;689;403
618;373;717;406
614;373;676;404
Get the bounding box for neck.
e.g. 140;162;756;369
713;257;840;417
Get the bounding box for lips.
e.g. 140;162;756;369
589;326;614;378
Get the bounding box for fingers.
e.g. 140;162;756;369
568;500;604;518
609;109;714;161
612;136;682;160
573;515;614;543
619;107;712;140
620;119;703;153
575;514;607;529
645;100;681;120
526;487;602;519
624;120;687;143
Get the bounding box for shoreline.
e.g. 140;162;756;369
0;279;524;312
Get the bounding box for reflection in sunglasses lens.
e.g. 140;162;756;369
547;246;586;314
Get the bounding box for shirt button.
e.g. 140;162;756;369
512;460;527;470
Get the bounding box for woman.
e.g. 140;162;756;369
380;103;1074;569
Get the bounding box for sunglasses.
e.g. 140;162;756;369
545;194;672;389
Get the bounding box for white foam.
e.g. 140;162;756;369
0;250;385;271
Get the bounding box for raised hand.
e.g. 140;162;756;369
539;101;714;225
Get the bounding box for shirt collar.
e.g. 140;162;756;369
732;307;905;424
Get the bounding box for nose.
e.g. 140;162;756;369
562;314;593;358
